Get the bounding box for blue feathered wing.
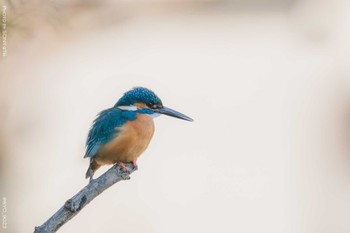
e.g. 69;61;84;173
84;108;127;159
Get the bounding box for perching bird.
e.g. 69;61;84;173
84;87;193;180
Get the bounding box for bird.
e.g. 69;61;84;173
84;87;193;180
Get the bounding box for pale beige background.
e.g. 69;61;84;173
1;0;350;232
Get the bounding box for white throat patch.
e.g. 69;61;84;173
150;113;160;118
117;105;138;111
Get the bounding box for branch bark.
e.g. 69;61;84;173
34;163;137;233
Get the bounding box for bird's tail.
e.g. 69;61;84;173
85;159;100;180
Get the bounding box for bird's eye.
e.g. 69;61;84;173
152;104;157;109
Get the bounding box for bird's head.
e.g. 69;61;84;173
115;87;193;121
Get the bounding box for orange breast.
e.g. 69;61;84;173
95;113;155;165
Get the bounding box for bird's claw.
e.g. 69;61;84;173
118;162;129;171
114;162;137;179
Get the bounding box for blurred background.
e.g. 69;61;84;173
1;0;350;232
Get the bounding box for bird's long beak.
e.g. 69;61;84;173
155;106;193;122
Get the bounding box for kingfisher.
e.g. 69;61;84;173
84;87;193;180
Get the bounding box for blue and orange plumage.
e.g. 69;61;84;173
84;87;193;180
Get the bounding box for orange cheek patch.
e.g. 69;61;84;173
134;102;149;109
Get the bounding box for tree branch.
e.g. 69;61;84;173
34;163;137;233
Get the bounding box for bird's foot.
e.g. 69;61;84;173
132;159;137;167
118;162;129;171
116;162;131;180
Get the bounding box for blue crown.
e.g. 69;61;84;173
115;87;163;108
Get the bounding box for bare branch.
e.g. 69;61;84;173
34;163;137;233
